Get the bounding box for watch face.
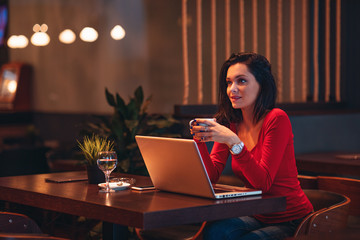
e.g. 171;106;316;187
231;144;241;154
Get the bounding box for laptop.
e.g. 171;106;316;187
135;135;262;199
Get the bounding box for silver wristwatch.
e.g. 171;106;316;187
229;142;244;155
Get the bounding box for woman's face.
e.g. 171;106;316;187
226;63;260;111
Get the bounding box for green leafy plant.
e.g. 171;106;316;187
81;86;183;175
77;134;114;166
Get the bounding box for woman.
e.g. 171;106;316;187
190;52;313;240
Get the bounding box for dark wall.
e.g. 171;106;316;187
290;113;360;153
341;0;360;108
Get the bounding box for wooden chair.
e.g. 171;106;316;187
0;212;68;240
317;176;360;228
316;176;360;215
298;175;360;228
293;189;350;237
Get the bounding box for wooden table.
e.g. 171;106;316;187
296;152;360;178
0;171;286;239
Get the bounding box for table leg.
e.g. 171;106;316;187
102;222;129;240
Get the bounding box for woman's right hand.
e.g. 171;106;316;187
190;119;241;147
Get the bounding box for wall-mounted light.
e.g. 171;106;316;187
110;25;125;40
79;27;98;42
59;29;76;44
31;23;50;46
1;69;17;96
6;80;17;94
7;35;28;48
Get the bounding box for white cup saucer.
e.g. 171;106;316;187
98;182;131;191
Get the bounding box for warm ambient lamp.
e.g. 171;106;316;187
31;24;50;47
0;62;32;111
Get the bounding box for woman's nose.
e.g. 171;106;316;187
230;82;238;92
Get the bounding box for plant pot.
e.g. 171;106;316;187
86;165;105;184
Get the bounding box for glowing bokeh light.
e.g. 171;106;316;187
31;23;50;46
33;24;41;32
31;32;50;46
110;25;126;40
40;24;48;32
79;27;98;42
7;35;28;48
7;81;17;94
59;29;76;44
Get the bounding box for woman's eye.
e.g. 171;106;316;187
239;79;247;84
226;81;232;86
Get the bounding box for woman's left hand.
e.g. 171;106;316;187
190;119;240;147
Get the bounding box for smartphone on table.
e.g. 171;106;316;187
131;185;156;191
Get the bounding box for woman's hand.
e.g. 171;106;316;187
189;119;241;147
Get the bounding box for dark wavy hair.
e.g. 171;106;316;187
215;52;277;125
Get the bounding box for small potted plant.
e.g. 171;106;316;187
77;134;114;184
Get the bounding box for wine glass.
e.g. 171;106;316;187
97;151;118;193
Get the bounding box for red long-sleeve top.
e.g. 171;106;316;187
196;108;313;223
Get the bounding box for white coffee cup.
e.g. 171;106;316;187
189;118;216;127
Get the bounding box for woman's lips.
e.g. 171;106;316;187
230;96;241;101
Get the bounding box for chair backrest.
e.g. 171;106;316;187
0;212;69;240
317;176;360;217
0;212;42;233
294;189;350;237
297;175;318;189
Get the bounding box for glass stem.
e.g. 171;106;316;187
105;173;110;192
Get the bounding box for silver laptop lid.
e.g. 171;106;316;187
135;135;216;198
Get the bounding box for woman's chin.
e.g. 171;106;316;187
231;103;242;109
